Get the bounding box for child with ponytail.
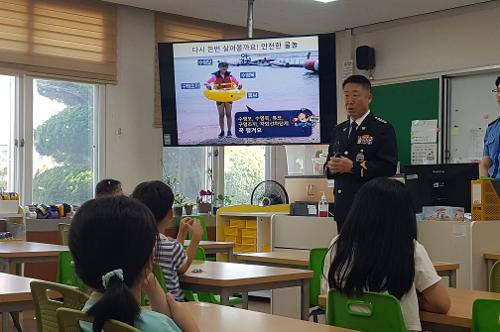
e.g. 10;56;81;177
69;196;199;332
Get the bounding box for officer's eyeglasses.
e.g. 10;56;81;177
493;88;500;94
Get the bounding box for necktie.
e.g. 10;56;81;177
348;121;358;141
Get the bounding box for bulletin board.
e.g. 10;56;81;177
370;78;440;167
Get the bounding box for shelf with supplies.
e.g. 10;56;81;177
216;205;289;259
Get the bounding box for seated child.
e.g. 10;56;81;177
69;196;199;332
322;178;450;332
95;178;123;198
132;180;203;301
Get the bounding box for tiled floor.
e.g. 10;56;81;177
0;298;272;331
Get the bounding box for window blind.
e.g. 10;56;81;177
0;0;117;83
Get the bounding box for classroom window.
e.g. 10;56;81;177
0;75;16;191
224;146;266;205
163;147;210;205
31;78;97;205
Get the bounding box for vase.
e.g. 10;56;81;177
198;202;212;214
173;206;183;217
184;205;193;215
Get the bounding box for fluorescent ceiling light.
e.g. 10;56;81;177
313;0;338;2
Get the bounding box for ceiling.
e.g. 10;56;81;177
104;0;491;34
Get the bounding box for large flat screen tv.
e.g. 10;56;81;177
158;34;336;146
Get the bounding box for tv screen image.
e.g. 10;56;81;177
159;34;336;146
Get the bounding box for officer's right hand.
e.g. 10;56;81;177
327;156;336;174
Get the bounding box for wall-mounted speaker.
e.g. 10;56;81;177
356;46;375;70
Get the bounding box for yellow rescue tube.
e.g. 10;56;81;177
204;83;245;103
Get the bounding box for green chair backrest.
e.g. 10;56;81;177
472;298;500;332
183;247;206;302
309;248;328;307
58;251;86;291
30;280;89;332
56;307;140;332
153;263;168;292
489;260;500;293
327;289;407;332
185;217;208;241
58;223;71;246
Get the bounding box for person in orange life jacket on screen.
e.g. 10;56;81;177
205;62;242;138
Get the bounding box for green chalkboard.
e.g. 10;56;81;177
370;79;440;167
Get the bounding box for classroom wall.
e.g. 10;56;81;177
335;1;500;122
104;6;163;193
103;3;500;186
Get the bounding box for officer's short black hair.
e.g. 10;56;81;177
343;75;372;92
495;76;500;88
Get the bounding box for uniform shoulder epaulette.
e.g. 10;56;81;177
488;118;499;127
337;119;349;127
374;116;388;124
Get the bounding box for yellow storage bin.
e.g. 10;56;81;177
242;237;257;245
471;179;500;221
224;226;241;236
245;220;257;229
241;228;257;238
224;235;239;243
234;244;243;252
229;218;246;228
240;244;257;253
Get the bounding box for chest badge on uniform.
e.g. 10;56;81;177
356;149;365;162
357;134;374;145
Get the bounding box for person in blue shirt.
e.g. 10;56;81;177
480;76;500;179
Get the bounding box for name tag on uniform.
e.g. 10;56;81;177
357;134;374;145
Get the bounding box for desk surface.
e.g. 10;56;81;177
484;252;500;260
433;262;460;272
0;241;68;258
185;301;356;332
236;251;460;272
180;260;313;287
319;288;500;328
236;250;309;267
0;272;38;303
184;240;234;249
420;288;500;328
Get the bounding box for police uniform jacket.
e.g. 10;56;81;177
325;112;398;224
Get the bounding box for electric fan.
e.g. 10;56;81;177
250;180;289;206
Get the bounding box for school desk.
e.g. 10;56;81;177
237;250;459;287
183;240;234;262
0;241;68;275
179;260;313;320
184;301;357;332
0;272;42;332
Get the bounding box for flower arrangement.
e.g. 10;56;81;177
198;190;214;203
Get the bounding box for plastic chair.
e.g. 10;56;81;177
489;260;500;293
185;217;208;241
472;298;500;332
308;248;328;322
30;280;89;332
58;251;86;291
327;289;407;332
58;223;71;246
56;307;139;332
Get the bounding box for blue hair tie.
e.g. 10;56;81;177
102;268;124;289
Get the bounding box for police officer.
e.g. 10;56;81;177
480;76;500;179
325;75;398;232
